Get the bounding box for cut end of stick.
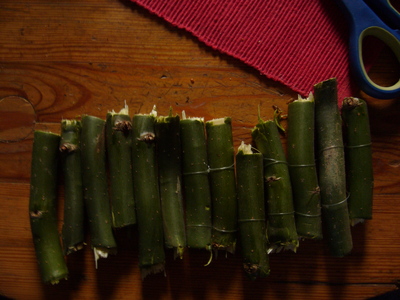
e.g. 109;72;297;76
267;240;299;254
213;242;236;256
238;141;253;155
140;263;166;280
150;105;157;117
47;273;69;285
296;92;314;102
65;242;85;255
93;247;117;269
61;119;81;129
351;218;365;226
314;77;337;89
108;101;129;116
243;263;270;280
174;246;185;260
342;97;362;110
119;101;129;115
181;110;204;122
206;117;227;126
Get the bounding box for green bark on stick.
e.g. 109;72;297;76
342;97;374;225
206;117;237;254
106;104;136;228
180;114;212;251
155;112;186;259
252;116;298;253
29;130;68;284
132;108;165;278
314;78;353;257
236;142;270;280
81;115;117;266
287;95;323;239
60;120;85;255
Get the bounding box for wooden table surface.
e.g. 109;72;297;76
1;0;400;299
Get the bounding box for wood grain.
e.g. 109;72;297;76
1;0;400;299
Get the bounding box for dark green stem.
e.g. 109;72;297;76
155;113;186;259
206;117;237;254
106;105;136;228
60;120;85;255
180;116;212;252
236;142;270;279
314;78;352;257
81;115;117;266
342;97;374;225
29;130;68;284
132;108;165;278
252;117;298;253
287;95;322;239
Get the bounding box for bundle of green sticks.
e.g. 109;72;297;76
29;78;373;284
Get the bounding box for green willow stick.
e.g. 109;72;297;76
252;112;298;253
155;110;186;259
314;78;352;257
180;112;212;253
132;106;165;278
29;130;68;284
342;97;374;225
106;103;136;229
60;120;85;255
287;94;323;239
81;115;117;267
236;142;270;280
206;117;237;254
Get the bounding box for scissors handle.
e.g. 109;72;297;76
337;0;400;99
364;0;400;29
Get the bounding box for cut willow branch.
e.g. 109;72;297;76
252;112;298;253
155;110;186;259
81;115;117;267
60;120;85;255
236;142;270;280
206;117;237;254
314;78;352;257
342;97;374;225
287;94;322;239
180;112;212;253
29;130;68;284
132;107;165;278
106;103;136;229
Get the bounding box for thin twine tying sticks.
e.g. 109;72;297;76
318;145;344;156
345;142;372;149
212;227;237;233
237;218;265;223
321;193;350;209
183;162;234;176
267;211;295;216
186;224;212;228
295;211;321;217
263;157;288;168
288;163;316;168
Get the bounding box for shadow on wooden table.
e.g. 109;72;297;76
39;249;86;300
323;224;367;299
94;227;138;300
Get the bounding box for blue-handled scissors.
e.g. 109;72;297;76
336;0;400;99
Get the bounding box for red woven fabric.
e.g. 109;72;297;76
130;0;356;101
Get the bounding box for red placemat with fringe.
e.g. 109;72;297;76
130;0;357;101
